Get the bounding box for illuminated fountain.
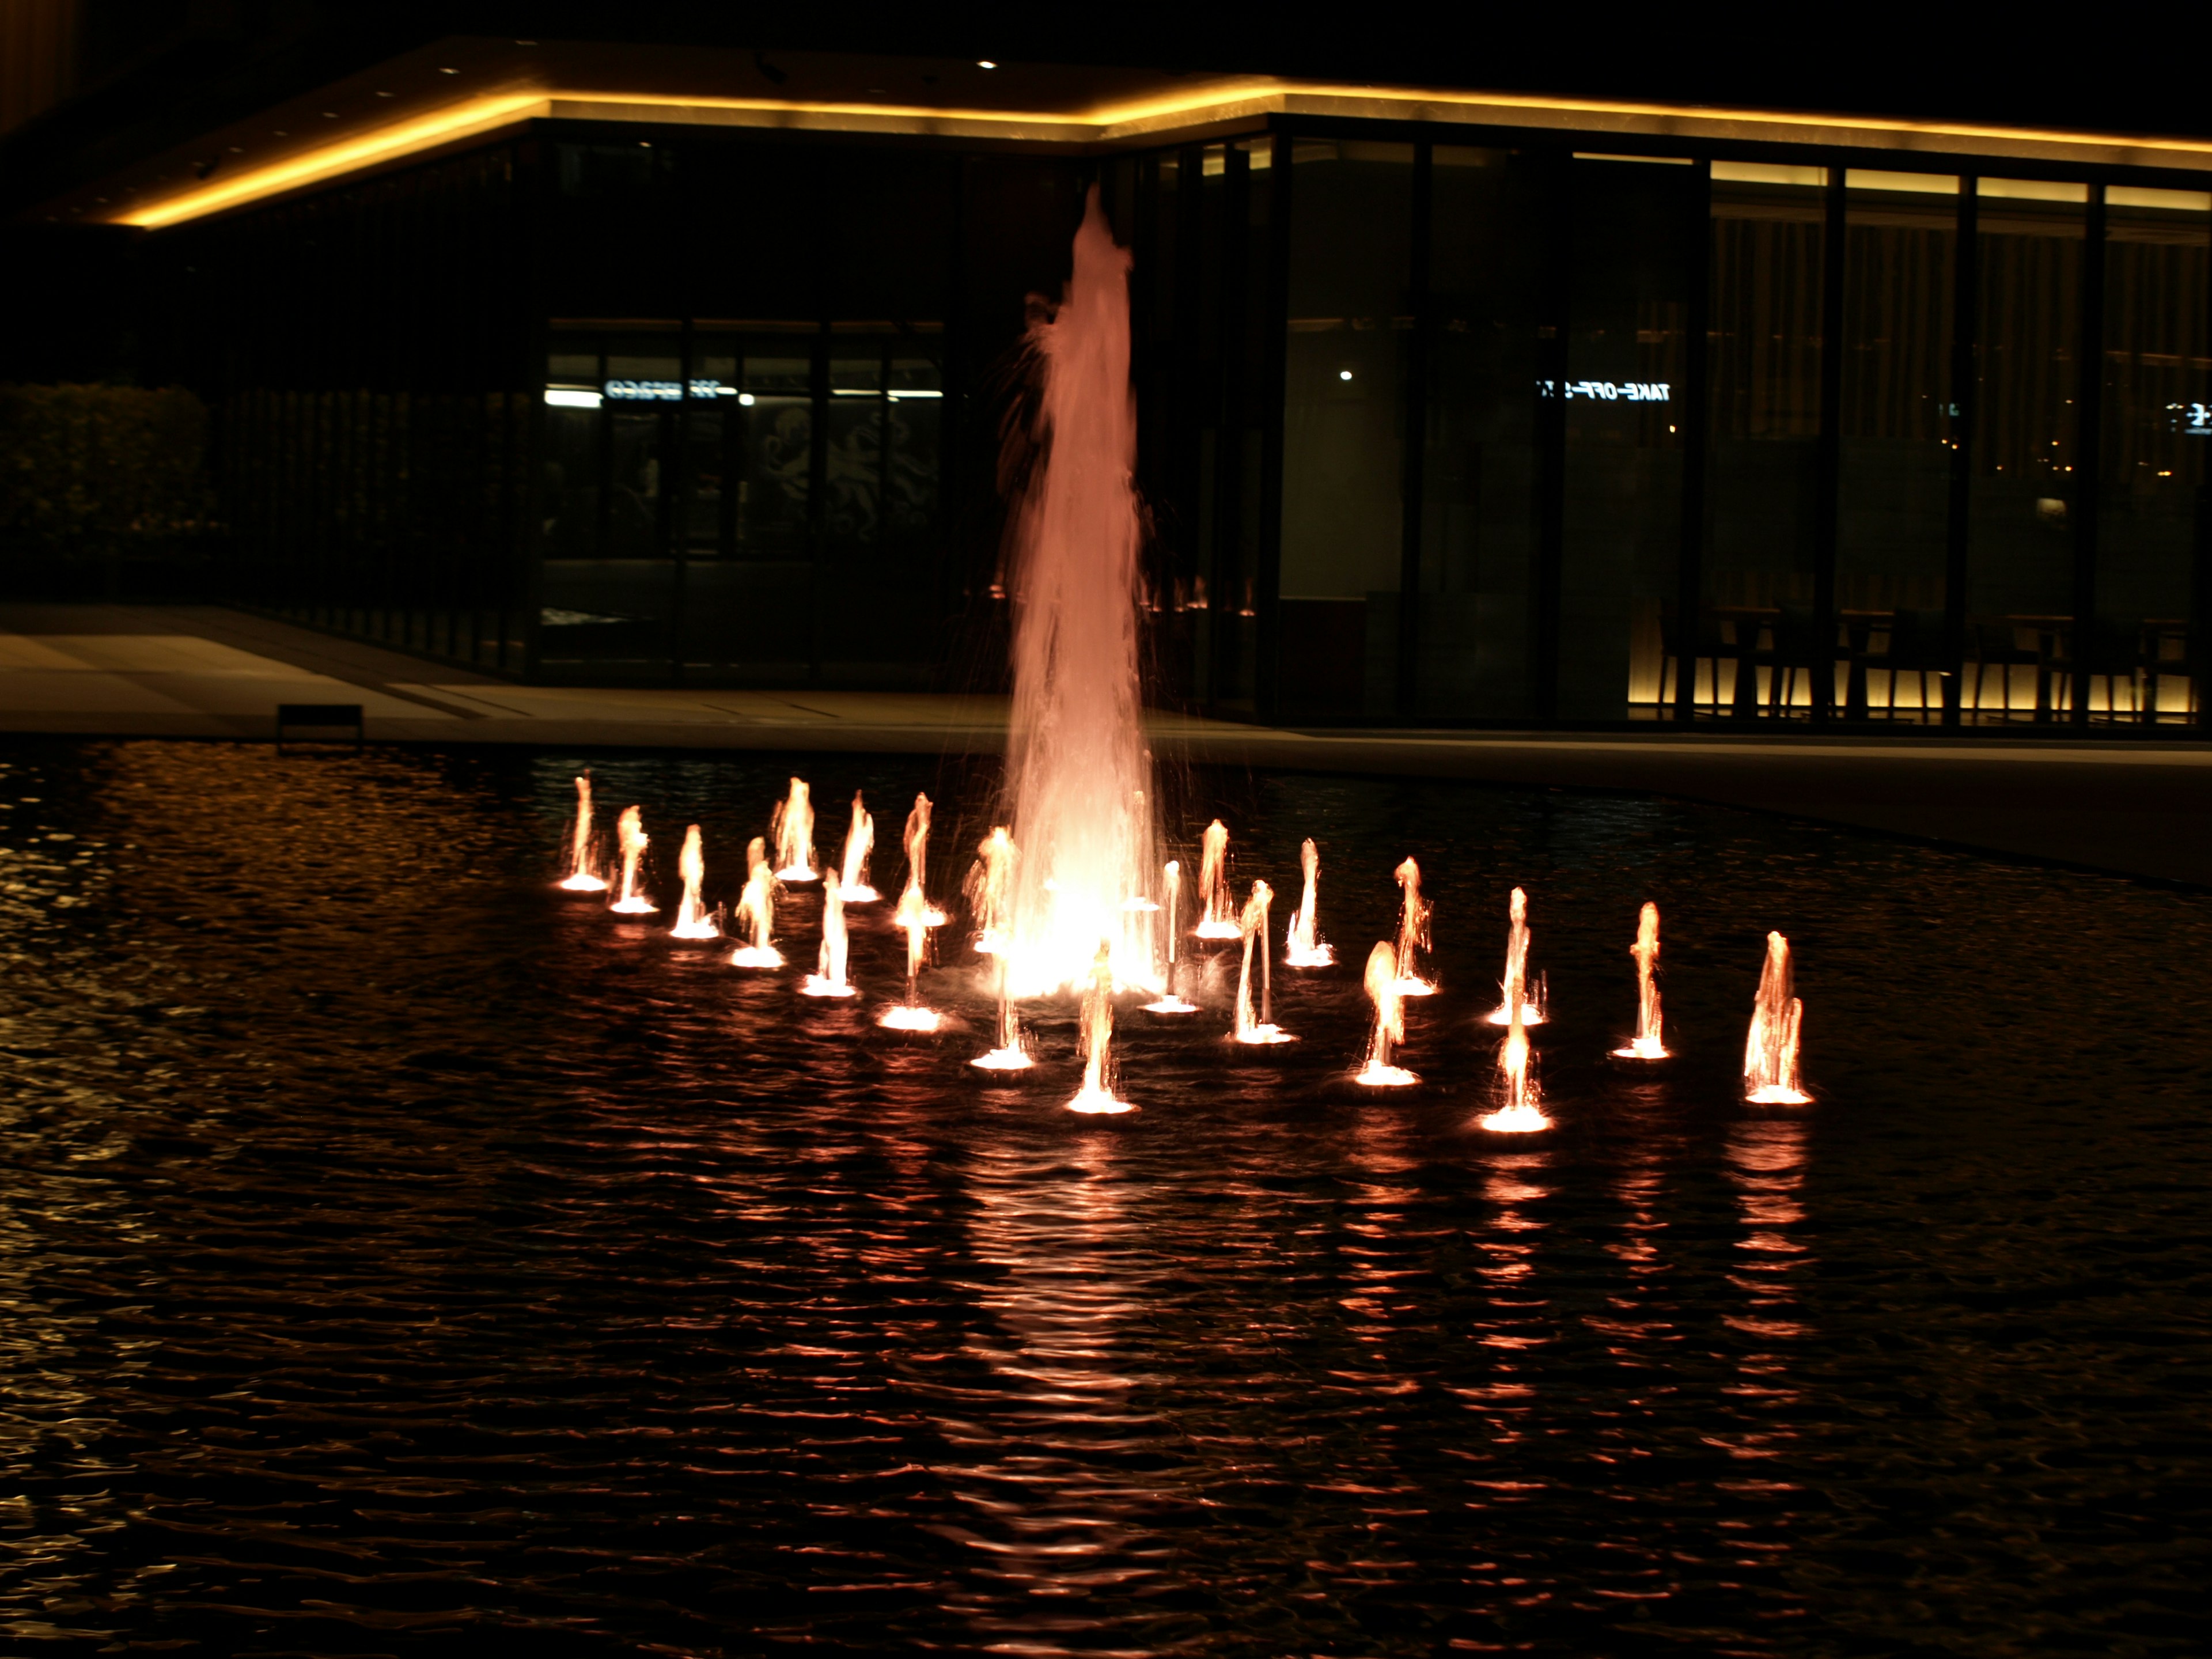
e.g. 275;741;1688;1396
729;838;782;968
1745;931;1811;1105
881;885;942;1031
1486;887;1547;1027
556;774;606;891
1193;821;1240;939
1284;838;1334;967
798;870;857;998
967;827;1016;956
1479;985;1551;1133
901;794;948;928
1354;941;1417;1087
668;825;718;939
1612;902;1668;1060
1000;187;1159;994
969;831;1033;1069
610;806;657;915
1393;858;1435;995
1142;859;1199;1015
1067;940;1134;1113
1232;881;1293;1044
839;792;879;903
772;778;817;882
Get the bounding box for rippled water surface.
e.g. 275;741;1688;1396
1;737;2207;1656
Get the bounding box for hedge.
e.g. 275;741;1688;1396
0;383;217;588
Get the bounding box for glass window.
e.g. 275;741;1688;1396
825;350;884;555
2098;187;2209;722
1839;171;1957;721
1415;146;1544;719
737;346;814;559
1968;179;2086;719
1562;155;1697;719
1279;139;1415;717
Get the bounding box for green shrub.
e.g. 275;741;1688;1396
0;384;217;588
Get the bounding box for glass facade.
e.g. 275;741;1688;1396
144;115;2210;728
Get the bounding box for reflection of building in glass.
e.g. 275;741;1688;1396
35;40;2208;726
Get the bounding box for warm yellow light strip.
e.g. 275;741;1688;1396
119;92;548;228
109;76;2212;230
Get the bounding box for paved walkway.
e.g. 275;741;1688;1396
2;603;2207;888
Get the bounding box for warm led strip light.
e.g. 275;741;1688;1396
112;77;2212;230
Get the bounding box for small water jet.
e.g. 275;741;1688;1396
1284;838;1334;967
668;824;719;939
609;806;658;915
1485;887;1547;1026
728;837;783;967
1612;902;1668;1060
1067;938;1135;1113
556;774;607;891
1479;981;1551;1134
799;869;857;998
1143;858;1199;1014
1232;880;1293;1044
968;831;1032;1068
1354;941;1418;1087
772;778;818;882
839;792;879;903
1744;931;1811;1104
967;827;1016;956
1393;858;1435;995
1193;821;1241;938
901;794;948;927
880;885;941;1031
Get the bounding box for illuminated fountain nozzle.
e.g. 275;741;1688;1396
556;773;608;891
799;870;857;997
1232;880;1294;1044
728;838;783;967
1354;941;1418;1087
1479;969;1552;1134
1192;820;1241;938
1484;885;1547;1025
1744;930;1811;1104
1067;938;1135;1113
838;791;878;903
880;884;941;1031
1393;857;1435;994
609;806;658;914
668;824;719;938
1612;900;1669;1059
772;777;818;882
1143;858;1199;1014
1284;837;1334;967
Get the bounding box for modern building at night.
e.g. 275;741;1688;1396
8;25;2209;730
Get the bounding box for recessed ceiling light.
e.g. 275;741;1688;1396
516;39;536;45
228;145;243;153
322;111;338;118
376;90;393;98
438;66;458;74
978;59;997;69
273;129;287;136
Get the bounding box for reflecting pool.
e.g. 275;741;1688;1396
0;736;2206;1656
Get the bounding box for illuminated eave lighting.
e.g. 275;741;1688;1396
103;78;2212;230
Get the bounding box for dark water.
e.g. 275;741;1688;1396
0;737;2207;1657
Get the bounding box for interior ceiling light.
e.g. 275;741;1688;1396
977;60;997;69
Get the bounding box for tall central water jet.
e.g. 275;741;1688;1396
1001;187;1158;994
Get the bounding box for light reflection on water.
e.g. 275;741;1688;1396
0;737;2204;1655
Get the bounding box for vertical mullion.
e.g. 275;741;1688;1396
2194;210;2212;729
1397;139;1433;719
1812;166;1847;721
1255;130;1293;723
671;315;694;687
1945;177;1979;726
808;323;828;685
1532;150;1570;723
2072;182;2107;725
1213;145;1250;710
1675;159;1713;724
